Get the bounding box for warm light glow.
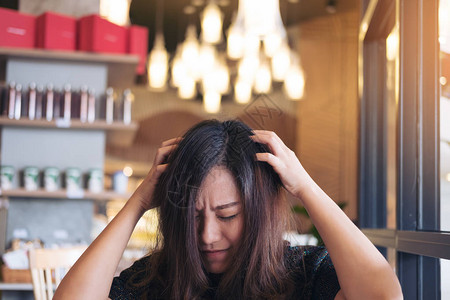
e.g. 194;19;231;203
199;43;217;77
447;173;450;182
235;78;252;104
227;25;245;59
202;62;229;95
271;43;290;81
254;61;272;93
148;34;168;89
284;64;305;100
201;1;223;44
439;0;450;53
123;166;133;177
178;76;197;99
238;54;259;83
236;0;286;38
243;34;260;56
181;25;201;80
171;54;186;88
386;25;399;61
263;33;283;57
441;76;448;86
100;0;130;26
203;91;221;113
215;60;230;94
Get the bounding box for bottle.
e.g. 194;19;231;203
35;85;44;120
105;87;114;124
87;88;96;123
53;88;61;119
14;84;22;120
28;82;36;120
79;85;88;123
122;89;133;125
63;84;72;122
45;84;54;121
7;82;16;119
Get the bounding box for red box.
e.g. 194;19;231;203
78;15;127;54
36;12;76;51
0;7;36;48
128;25;148;75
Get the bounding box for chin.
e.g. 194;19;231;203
205;263;227;274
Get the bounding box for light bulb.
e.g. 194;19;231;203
235;78;252;104
123;166;133;177
284;64;305;100
148;34;168;89
227;26;245;59
263;33;283;57
203;91;221;113
201;1;223;44
271;43;290;81
178;76;197;99
199;43;217;77
238;54;259;83
254;61;272;93
181;25;200;79
171;55;186;88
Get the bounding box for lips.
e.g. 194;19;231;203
201;248;230;259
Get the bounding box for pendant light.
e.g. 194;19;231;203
284;57;305;100
232;0;286;39
201;0;223;44
147;0;168;89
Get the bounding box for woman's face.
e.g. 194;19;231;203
195;166;244;274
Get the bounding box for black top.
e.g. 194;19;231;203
109;246;340;299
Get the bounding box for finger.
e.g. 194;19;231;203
252;130;285;146
154;164;168;176
255;152;282;171
250;132;284;156
153;144;177;166
161;137;182;147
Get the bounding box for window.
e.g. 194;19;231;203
359;0;450;299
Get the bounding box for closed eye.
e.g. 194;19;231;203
218;213;239;221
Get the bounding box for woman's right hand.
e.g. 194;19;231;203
129;137;180;212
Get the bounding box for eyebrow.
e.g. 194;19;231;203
196;202;241;212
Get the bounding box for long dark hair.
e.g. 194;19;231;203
134;119;295;299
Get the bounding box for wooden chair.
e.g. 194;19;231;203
29;246;86;300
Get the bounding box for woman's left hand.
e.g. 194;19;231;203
250;130;311;199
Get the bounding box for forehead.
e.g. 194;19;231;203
196;166;242;209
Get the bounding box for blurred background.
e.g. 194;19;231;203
0;0;449;299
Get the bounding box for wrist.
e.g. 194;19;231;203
125;195;147;218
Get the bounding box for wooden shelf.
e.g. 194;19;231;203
0;117;138;131
0;47;139;65
0;282;33;291
0;188;131;201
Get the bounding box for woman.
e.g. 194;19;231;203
54;119;403;299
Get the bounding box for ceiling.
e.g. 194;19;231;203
129;0;359;53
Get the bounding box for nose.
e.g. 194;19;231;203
199;215;221;246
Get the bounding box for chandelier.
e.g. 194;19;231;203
147;0;305;113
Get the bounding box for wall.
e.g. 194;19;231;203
294;9;360;221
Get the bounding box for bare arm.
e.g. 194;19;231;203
251;131;403;300
54;138;178;300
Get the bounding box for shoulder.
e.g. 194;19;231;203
109;255;154;300
285;245;332;271
285;245;340;300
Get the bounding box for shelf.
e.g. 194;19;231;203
0;47;139;65
0;282;33;291
0;117;138;131
0;47;139;87
0;188;131;201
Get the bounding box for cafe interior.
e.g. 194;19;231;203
0;0;449;299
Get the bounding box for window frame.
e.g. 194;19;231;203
358;0;447;299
